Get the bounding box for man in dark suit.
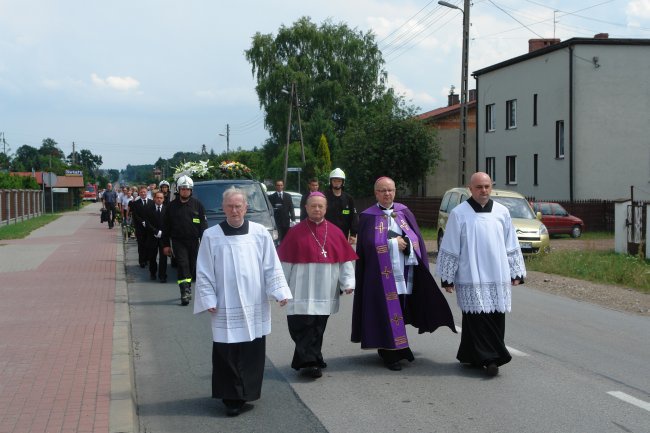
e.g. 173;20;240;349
144;191;168;283
268;179;295;242
130;185;152;269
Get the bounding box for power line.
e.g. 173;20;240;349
487;0;544;38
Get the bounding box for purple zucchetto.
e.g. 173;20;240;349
308;191;326;198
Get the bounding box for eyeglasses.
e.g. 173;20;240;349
375;189;395;194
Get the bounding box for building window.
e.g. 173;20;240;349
533;94;538;126
506;99;517;129
556;120;565;159
533;154;538;185
486;104;495;132
506;155;517;184
486;157;496;182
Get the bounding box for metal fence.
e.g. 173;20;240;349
0;189;44;225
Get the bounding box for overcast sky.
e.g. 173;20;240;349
1;0;649;170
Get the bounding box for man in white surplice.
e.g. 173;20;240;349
194;187;292;417
436;172;525;377
277;192;358;379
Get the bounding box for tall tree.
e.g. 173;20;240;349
245;17;389;160
340;116;440;197
316;133;331;179
12;145;40;171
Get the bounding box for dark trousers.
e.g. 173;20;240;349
457;312;512;367
172;237;199;285
147;241;167;279
135;227;147;266
105;203;116;228
277;225;290;242
212;337;266;401
287;315;329;370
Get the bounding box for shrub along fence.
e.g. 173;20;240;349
0;189;44;225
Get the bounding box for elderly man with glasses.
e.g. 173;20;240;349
351;176;456;371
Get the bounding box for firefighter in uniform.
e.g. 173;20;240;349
159;180;171;205
324;168;358;244
162;175;207;306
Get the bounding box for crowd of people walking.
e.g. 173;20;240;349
104;170;525;417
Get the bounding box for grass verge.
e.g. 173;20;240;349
0;214;61;240
526;250;650;294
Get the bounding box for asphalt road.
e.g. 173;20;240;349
127;243;650;433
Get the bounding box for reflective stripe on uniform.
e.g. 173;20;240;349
177;278;192;285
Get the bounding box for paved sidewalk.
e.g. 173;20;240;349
0;203;136;433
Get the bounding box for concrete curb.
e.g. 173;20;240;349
110;234;138;433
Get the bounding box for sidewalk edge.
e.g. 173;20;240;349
110;234;139;433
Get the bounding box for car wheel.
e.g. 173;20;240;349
437;230;443;252
571;225;582;238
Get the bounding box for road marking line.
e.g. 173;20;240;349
607;391;650;412
455;325;529;357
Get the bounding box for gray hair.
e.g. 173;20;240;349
222;187;248;205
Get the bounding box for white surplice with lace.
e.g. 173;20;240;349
435;200;525;313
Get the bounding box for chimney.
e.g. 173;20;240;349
448;93;460;106
468;89;476;102
528;38;561;53
594;33;609;39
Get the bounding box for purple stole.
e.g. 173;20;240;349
370;204;422;349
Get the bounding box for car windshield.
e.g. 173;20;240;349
193;183;268;214
492;197;536;219
291;194;301;207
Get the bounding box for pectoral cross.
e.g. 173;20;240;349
321;248;327;258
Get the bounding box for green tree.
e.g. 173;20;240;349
245;16;389;161
12;145;40;171
340;117;440;197
316;133;331;179
67;149;103;182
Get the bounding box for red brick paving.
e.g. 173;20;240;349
0;211;117;433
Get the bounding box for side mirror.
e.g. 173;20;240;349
536;211;542;221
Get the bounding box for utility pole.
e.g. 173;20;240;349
219;124;230;154
283;82;305;185
72;142;76;165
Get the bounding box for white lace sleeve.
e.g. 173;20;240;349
507;247;526;279
436;249;460;283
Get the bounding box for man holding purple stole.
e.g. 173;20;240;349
351;177;456;371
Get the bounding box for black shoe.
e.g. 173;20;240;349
139;263;146;268
150;274;156;280
318;360;327;369
486;363;499;377
309;367;322;378
224;400;245;416
385;362;402;371
159;277;167;283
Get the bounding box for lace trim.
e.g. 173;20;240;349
436;249;459;283
456;282;511;313
507;248;526;280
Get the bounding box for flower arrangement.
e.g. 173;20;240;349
173;160;213;180
172;159;254;181
216;161;254;179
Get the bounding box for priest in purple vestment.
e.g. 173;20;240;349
351;177;456;371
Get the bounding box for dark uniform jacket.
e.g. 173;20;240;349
144;201;167;248
130;198;152;232
268;191;295;229
324;189;358;238
162;196;207;246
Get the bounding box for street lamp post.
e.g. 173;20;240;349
439;0;470;186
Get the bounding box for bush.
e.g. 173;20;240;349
0;173;40;189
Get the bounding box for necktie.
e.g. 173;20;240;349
157;206;161;213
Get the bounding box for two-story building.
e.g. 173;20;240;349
474;35;650;201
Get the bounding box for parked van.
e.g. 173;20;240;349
437;187;550;255
191;179;279;244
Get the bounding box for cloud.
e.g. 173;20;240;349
91;73;140;91
626;0;650;26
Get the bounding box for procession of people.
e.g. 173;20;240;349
110;170;524;417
